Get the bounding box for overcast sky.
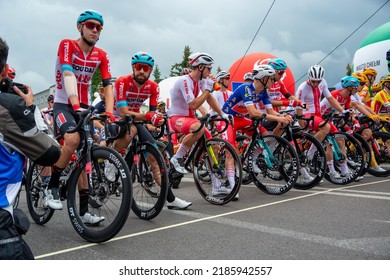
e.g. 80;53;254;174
1;0;389;93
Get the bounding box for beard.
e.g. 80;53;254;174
134;73;149;85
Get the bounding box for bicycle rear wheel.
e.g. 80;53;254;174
25;162;55;225
353;132;371;177
367;131;390;176
248;135;299;195
126;142;168;220
293;132;326;190
193;137;242;205
67;146;132;243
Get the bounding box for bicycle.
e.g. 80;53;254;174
358;115;390;177
278;110;327;190
160;114;242;205
237;115;299;195
319;111;365;184
25;107;133;243
106;115;169;220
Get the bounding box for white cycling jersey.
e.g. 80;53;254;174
169;75;209;117
210;89;232;115
296;79;331;116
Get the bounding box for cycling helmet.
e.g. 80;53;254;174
379;75;390;86
371;83;382;92
252;65;275;80
341;76;359;88
268;58;287;70
180;68;190;75
216;70;230;82
77;10;104;26
188;52;214;67
47;94;54;102
351;72;368;84
308;65;325;81
7;66;15;80
243;72;254;81
362;67;377;77
131;51;155;67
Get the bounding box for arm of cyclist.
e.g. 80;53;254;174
327;95;344;113
246;104;292;125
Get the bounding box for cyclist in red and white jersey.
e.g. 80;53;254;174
169;52;230;174
46;10;115;223
296;65;350;179
110;51;192;210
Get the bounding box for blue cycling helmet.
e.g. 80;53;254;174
131;51;155;67
268;58;287;70
341;76;359;88
77;10;104;26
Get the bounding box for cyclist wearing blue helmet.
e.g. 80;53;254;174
46;10;115;222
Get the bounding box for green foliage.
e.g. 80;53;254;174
153;64;163;83
170;45;192;77
346;64;352;76
91;68;102;101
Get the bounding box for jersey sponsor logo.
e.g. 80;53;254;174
56;70;63;90
72;65;96;73
63;41;70;63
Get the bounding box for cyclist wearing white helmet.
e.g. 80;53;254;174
221;65;293;171
46;10;115;223
243;72;254;84
169;52;230;176
296;65;350;180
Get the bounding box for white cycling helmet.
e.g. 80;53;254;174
243;72;254;81
308;65;325;81
216;70;230;82
252;65;275;80
189;52;214;67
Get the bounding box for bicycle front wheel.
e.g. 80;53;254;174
126;142;169;220
248;135;299;195
67;146;132;243
25;162;55;225
193;137;242;205
367;131;390;176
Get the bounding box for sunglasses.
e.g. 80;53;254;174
206;66;212;70
359;82;366;86
83;21;103;32
134;63;151;72
310;79;322;84
223;76;231;81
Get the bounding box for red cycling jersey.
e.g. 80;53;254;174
54;39;112;106
113;75;159;115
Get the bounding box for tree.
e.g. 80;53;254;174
346;64;352;76
153;64;163;83
170;45;192;77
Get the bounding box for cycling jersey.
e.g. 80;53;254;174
296;80;332;116
54;39;112;106
320;89;351;115
371;89;390;115
114;75;159;116
210;89;232;115
0;143;24;208
169;75;210;117
222;83;272;116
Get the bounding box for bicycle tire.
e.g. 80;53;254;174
25;162;55;225
126;142;168;220
323;132;364;185
193;137;242;205
367;131;390;177
353;132;371;176
67;146;132;243
248;135;299;195
235;135;253;185
293;132;326;190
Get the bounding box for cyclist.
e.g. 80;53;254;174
267;58;304;112
296;65;350;179
47;10;115;225
221;65;293;174
41;94;54;130
111;51;192;210
358;67;377;107
169;52;230;177
243;72;254;84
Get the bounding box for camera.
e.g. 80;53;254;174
0;77;28;95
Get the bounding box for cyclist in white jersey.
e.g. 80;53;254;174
296;65;350;179
169;52;230;174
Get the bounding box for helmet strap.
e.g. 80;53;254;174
81;30;98;47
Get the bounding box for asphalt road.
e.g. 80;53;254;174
19;173;390;260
